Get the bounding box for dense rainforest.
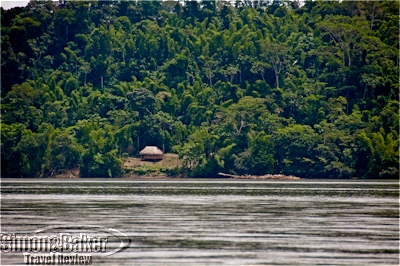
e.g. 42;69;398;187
1;0;399;178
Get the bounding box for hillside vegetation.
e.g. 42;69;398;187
1;1;398;178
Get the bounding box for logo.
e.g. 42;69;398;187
1;225;131;265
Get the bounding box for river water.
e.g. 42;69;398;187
1;179;399;265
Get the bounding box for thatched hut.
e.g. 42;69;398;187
139;146;163;161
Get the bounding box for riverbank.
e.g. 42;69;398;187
52;155;301;180
123;153;181;178
218;172;301;180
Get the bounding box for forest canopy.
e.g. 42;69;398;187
1;0;399;178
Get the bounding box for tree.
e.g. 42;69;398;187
203;58;218;86
1;123;25;177
273;124;318;177
13;129;47;177
42;129;82;176
218;96;268;138
151;111;174;153
357;130;399;178
126;87;156;120
318;15;367;68
259;42;290;88
249;131;275;174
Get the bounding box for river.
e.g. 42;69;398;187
1;179;398;265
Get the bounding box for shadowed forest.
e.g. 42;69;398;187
1;0;398;178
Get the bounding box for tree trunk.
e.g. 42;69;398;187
370;3;376;31
239;65;242;84
341;53;345;67
208;68;213;86
347;49;351;67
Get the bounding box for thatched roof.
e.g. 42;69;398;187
139;146;163;155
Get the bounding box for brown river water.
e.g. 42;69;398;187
1;179;399;265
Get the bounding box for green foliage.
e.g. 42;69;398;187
1;1;398;178
249;132;275;175
42;128;82;176
126;87;157;119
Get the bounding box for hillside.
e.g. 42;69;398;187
1;1;398;178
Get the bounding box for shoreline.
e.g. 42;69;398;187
218;172;301;180
50;172;301;180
